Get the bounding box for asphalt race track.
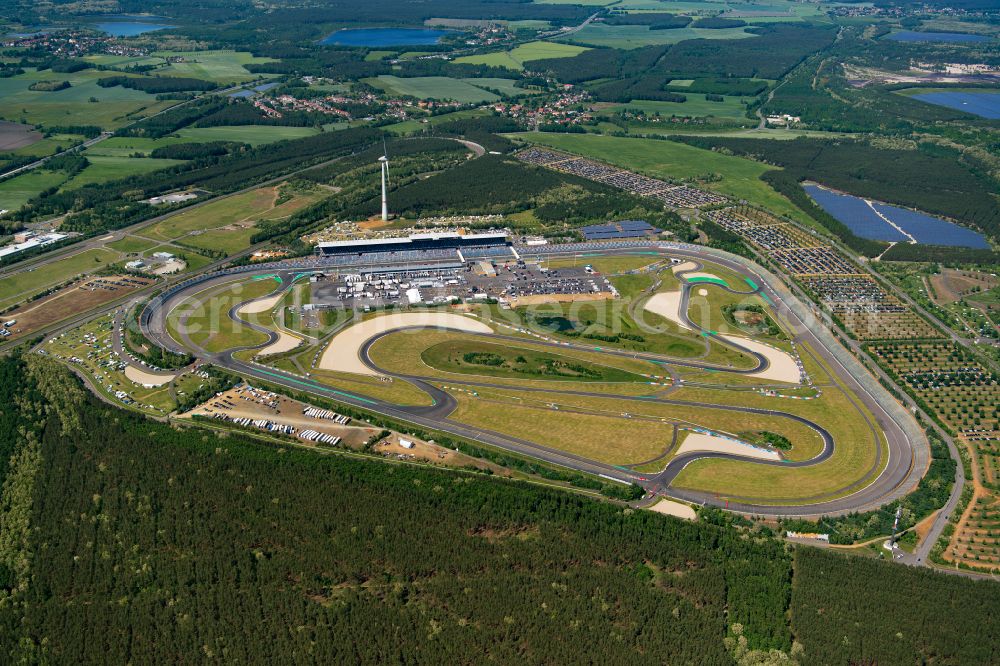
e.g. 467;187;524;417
140;241;928;517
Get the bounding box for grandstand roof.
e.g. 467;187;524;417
316;232;507;250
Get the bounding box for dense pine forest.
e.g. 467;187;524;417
0;356;998;664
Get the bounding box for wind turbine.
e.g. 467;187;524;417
379;139;390;222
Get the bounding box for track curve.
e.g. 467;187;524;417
139;242;927;517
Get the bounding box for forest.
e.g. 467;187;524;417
529;24;834;86
0;355;998;664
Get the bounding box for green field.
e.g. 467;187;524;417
367;76;500;103
614;95;750;120
173;125;320;145
449;390;672;465
0;248;119;310
0;68;173;129
556;24;756;48
462;77;534;97
88;50;276;83
421;339;648;383
515;132;809;223
142;183;322;254
8;133;85;158
107;235;161;254
383;108;489;135
86;126;320;158
178;279;278;353
61;155;184;190
454;41;590;70
0;169;69;213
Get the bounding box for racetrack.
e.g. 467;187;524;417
138;241;928;518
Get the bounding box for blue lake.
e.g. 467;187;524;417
94;21;174;36
886;30;989;43
803;184;990;249
320;28;451;47
911;91;1000;120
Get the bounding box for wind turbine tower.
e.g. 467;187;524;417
379;153;389;221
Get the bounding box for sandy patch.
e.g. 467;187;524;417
125;366;175;387
510;292;612;306
697;288;708;296
257;330;303;357
719;334;800;384
649;498;697;520
318;311;494;376
643;290;691;331
677;431;781;461
238;293;282;316
671;261;697;275
682;272;723;283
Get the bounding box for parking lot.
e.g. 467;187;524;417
305;258;617;313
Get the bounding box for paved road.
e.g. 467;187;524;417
139;242;926;518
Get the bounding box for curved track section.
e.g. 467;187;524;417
140;243;927;517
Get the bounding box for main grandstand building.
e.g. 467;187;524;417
319;230;511;258
315;232;510;257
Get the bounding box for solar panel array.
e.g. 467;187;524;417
581;220;655;241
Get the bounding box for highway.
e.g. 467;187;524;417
137;241;928;518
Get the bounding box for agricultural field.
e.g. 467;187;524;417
85;50;276;83
612;95;750;121
366;76;500;103
455;41;590;70
85;126;320;157
0;67;174;129
462;77;535;97
5;132;87;158
61;155;185;190
0;153;181;214
556;24;757;48
0;120;42;150
0;168;69;213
